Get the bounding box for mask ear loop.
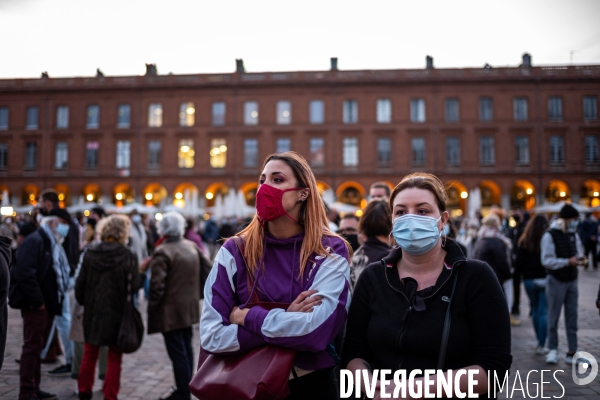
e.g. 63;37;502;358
388;231;400;249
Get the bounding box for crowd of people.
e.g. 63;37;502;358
0;150;599;400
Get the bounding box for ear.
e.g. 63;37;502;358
440;211;450;227
298;188;310;202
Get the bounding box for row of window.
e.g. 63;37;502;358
0;96;597;130
1;135;597;172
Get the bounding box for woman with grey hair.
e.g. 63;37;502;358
142;211;211;400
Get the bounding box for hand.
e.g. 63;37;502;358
139;257;152;272
287;290;323;312
38;304;46;311
228;306;250;326
568;256;579;267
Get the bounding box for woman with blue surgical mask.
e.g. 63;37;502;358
342;172;512;399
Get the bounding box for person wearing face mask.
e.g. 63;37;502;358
200;151;352;399
342;172;511;399
541;204;586;365
9;208;72;400
337;214;361;252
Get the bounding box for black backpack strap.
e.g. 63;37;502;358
437;269;459;370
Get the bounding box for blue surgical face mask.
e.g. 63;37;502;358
392;214;443;256
569;220;578;230
56;222;70;238
458;228;466;236
132;215;142;224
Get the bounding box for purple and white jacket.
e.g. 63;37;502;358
200;231;351;371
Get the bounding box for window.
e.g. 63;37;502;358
584;96;598;121
0;143;7;170
85;142;100;169
210;139;227;168
411;138;426;166
343;100;358;124
514;97;528;121
212;102;226;126
179;102;195;127
377;138;391;167
244;101;259;125
244;139;259;167
410;99;425;122
343;138;358;166
585;136;599;164
309;100;324;124
55;142;68;169
277;101;291;125
444;99;459;122
515;136;530;166
116;141;130;169
376;99;391;123
479;137;495;166
0;107;7;130
56;106;69;128
549;136;564;165
178;139;194;169
84;105;99;129
148;103;162;127
446;137;460;166
147;140;161;168
26;106;39;129
479;97;493;121
309;138;324;167
276;138;291;153
117;104;131;128
548;97;562;121
25;142;37;169
85;141;99;169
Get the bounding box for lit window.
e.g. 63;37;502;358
548;97;562;121
309;100;324;124
148;103;163;127
212;102;226;126
343;138;358;166
276;138;291;153
479;97;493;121
55;142;68;169
0;143;7;170
343;100;358;124
377;138;391;167
148;140;161;168
444;99;459;122
376;99;391;123
178;139;194;169
244;101;259;125
116;141;130;169
25;142;37;169
514;98;528;121
244;139;259;167
26;106;38;129
584;96;598;121
446;137;460;166
85;141;99;169
515;136;530;166
480;137;495;166
0;107;7;130
410;99;425;123
277;101;291;125
585;136;599;164
117;104;131;128
309;138;324;167
56;106;69;128
179;102;195;127
210;139;227;168
86;105;99;129
411;138;426;166
549;136;564;165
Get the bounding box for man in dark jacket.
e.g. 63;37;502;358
507;206;526;316
0;235;11;372
9;209;71;400
578;212;598;269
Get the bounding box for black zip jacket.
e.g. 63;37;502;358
0;235;11;371
342;239;512;399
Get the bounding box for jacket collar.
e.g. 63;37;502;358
382;238;468;269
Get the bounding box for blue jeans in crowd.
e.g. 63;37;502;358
524;279;548;348
162;326;194;400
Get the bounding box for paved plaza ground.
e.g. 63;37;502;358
1;268;599;399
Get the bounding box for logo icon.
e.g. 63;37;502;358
572;351;598;386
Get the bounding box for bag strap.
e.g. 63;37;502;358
437;269;459;370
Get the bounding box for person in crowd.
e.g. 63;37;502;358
542;204;586;365
337;213;360;252
578;212;598;269
75;212;87;251
85;207;106;244
456;218;480;258
325;202;340;232
342;172;512;398
9;208;72;400
75;214;140;400
145;212;208;400
128;209;149;264
508;206;527;317
0;216;18;251
200;151;351;399
201;216;219;259
184;216;209;259
369;181;391;203
515;214;549;355
349;200;392;291
0;235;11;372
489;205;510;237
143;214;158;255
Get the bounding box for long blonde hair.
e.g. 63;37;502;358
236;151;349;277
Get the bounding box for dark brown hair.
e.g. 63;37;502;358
359;200;392;237
518;214;549;253
389;173;448;213
370;182;391;197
